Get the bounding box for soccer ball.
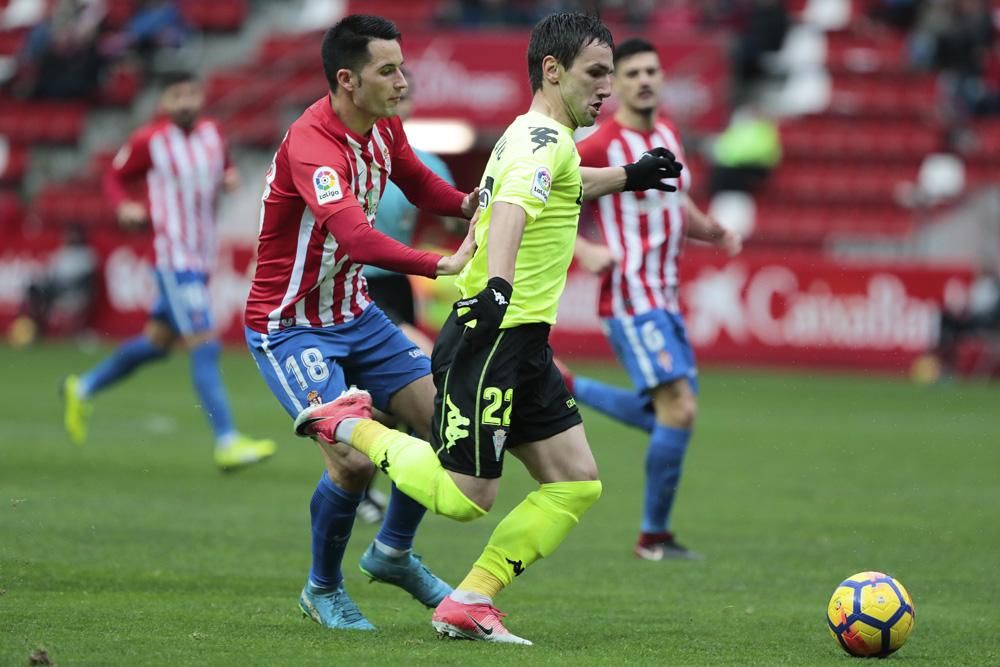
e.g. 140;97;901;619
827;571;915;657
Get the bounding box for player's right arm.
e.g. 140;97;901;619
103;128;154;227
286;132;471;277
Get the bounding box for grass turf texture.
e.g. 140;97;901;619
2;343;998;666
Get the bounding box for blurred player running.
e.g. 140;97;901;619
566;38;742;561
62;71;276;472
293;13;684;644
243;16;479;631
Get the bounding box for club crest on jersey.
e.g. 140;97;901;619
313;166;343;204
306;390;323;406
530;167;552;203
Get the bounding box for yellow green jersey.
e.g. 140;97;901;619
456;110;583;327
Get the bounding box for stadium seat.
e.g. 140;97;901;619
0;135;28;185
0;188;23;230
0;99;86;144
182;0;247;32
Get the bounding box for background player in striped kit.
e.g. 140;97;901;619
244;16;480;631
567;38;742;561
62;71;276;472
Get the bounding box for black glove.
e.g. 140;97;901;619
453;277;513;349
623;147;684;192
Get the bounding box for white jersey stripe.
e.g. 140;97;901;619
165;127;200;271
316;235;342;328
149;134;185;270
267;210;317;333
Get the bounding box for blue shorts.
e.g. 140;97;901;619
150;270;213;336
602;309;698;395
245;304;430;419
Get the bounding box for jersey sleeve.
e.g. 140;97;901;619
286;126;441;278
493;129;566;224
103;127;154;207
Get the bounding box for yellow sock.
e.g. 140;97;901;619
473;480;602;591
458;566;504;599
352;420;486;522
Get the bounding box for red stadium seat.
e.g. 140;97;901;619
781;118;941;162
0;27;26;56
33;180;116;228
0;189;24;231
0;99;86;144
0;139;28;186
345;0;437;27
182;0;247;32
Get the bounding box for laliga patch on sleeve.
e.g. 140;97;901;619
313;166;344;204
530;166;552;203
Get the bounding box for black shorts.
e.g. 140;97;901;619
366;273;416;326
429;311;582;479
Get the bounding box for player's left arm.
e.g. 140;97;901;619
580;148;684;200
683;194;742;256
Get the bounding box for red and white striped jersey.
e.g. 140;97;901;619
244;96;464;334
577;115;692;319
105;117;229;274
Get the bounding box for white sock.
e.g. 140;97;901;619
215;432;238;449
335;417;360;443
450;589;492;606
373;539;410;559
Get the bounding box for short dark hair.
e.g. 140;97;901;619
527;12;614;94
160;70;196;90
613;37;657;65
322;14;401;92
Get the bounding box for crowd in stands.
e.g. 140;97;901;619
866;0;998;119
7;0;189;101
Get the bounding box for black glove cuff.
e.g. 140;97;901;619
622;162;642;192
486;276;513;301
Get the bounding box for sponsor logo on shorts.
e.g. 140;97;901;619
408;349;427;359
444;395;470;451
657;350;673;372
566;397;577;409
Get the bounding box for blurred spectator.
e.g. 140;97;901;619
709;104;782;194
868;0;925;31
14;0;106;99
731;0;790;95
910;0;994;118
102;0;189;62
915;266;1000;381
6;225;97;348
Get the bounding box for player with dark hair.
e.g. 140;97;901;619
62;71;277;471
566;38;742;560
244;15;480;631
293;13;684;644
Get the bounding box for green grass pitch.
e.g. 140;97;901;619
2;343;999;665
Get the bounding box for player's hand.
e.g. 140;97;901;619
577;241;615;274
718;227;743;257
453;276;512;349
460;187;481;218
116;201;147;228
222;166;241;192
436;211;478;276
623;147;683;192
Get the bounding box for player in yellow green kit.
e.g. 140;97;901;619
293;11;683;645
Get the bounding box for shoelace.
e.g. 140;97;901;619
330;591;366;625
